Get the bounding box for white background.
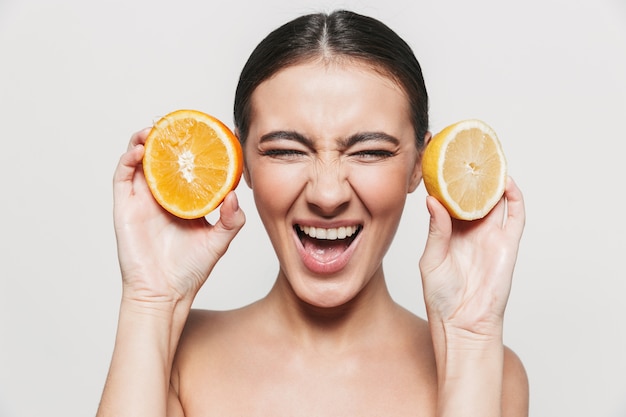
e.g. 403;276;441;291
1;0;625;416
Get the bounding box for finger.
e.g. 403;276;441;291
484;190;507;227
419;195;452;274
503;176;526;237
127;128;151;151
206;192;246;259
113;143;145;189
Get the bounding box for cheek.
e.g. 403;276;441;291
250;163;306;217
349;164;411;212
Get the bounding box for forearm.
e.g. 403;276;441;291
431;322;505;417
97;298;191;417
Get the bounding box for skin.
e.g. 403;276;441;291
98;60;528;417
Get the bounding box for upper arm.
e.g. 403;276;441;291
502;346;529;417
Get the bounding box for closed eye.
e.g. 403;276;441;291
342;132;399;161
258;131;312;160
350;149;395;160
261;148;307;159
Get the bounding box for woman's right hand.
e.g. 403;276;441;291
112;128;246;307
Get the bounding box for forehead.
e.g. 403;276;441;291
248;61;413;141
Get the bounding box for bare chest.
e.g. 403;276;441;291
178;345;437;417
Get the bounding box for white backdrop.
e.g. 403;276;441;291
1;0;625;416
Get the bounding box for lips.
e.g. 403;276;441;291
294;224;361;274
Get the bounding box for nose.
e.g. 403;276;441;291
304;157;351;217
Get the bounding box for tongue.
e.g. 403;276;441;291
302;236;350;263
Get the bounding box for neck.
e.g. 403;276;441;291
262;267;398;352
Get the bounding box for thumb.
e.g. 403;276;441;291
206;191;246;259
419;196;452;274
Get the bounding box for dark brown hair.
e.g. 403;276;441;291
233;10;429;149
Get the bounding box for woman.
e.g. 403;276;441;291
98;10;528;417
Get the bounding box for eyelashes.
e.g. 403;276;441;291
260;149;306;159
261;148;396;161
351;150;395;159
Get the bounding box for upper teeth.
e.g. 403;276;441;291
298;225;359;240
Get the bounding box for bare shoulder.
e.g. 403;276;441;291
175;305;258;356
388;305;438;381
181;308;241;339
394;305;435;348
503;346;530;416
170;305;261;385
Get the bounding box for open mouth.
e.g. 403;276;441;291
293;224;362;272
295;224;361;259
296;224;361;241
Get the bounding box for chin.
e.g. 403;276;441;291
291;276;365;311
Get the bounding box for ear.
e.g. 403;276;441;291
408;131;432;193
235;128;253;188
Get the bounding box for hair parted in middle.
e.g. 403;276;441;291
233;10;429;149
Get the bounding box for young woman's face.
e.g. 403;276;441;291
243;61;424;308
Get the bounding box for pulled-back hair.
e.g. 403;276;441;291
233;10;429;149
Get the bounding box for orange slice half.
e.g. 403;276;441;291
422;119;507;220
143;109;243;219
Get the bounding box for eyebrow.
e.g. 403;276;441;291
339;132;401;148
259;131;314;148
259;130;400;149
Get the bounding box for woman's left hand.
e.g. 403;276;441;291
419;176;526;340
